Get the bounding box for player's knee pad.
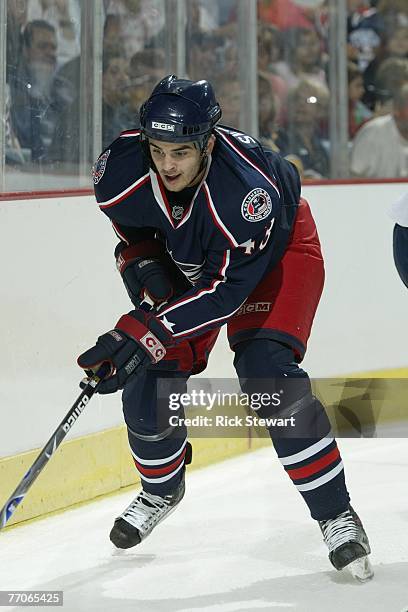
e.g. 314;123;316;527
233;338;309;397
233;339;330;437
122;369;188;440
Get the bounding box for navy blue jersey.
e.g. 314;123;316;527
93;126;301;341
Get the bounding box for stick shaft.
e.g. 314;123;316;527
0;367;107;529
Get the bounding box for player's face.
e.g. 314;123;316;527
149;138;208;191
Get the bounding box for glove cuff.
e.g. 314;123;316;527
116;241;164;274
115;313;168;363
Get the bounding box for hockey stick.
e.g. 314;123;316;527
0;364;109;530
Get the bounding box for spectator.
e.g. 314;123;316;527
275;27;329;92
371;56;408;114
350;82;408;177
375;0;408;34
46;53;79;164
257;23;288;125
258;22;283;70
363;25;408;108
5;83;25;165
49;50;132;162
127;48;165;116
188;31;225;83
257;0;315;31
102;51;133;147
216;78;241;127
103;14;125;56
7;0;28;80
348;61;372;137
258;72;279;150
104;0;165;59
276;80;330;178
347;0;382;71
27;0;80;68
9;19;58;161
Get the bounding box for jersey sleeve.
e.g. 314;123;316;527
156;221;275;341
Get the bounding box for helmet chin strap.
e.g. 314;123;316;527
185;132;212;187
185;149;208;188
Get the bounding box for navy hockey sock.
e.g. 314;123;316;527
234;339;350;520
122;368;190;496
127;429;190;496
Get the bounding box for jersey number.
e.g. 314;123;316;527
238;219;275;255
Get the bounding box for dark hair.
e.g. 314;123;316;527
285;27;320;70
23;20;55;48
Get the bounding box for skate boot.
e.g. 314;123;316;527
319;505;373;581
110;477;185;549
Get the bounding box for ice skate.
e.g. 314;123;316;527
110;477;185;549
319;505;373;581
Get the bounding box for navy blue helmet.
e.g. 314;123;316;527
139;75;222;149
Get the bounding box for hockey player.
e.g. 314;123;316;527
78;75;373;580
390;192;408;289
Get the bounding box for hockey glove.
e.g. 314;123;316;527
115;242;173;307
77;310;173;394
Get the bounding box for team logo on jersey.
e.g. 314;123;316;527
241;188;272;222
92;149;110;184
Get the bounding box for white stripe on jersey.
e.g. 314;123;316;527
203;182;239;247
99;172;150;208
159;250;230;318
171;299;245;338
149;156;212;229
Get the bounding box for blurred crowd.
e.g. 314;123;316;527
5;0;408;182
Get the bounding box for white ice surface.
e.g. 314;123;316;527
1;438;407;612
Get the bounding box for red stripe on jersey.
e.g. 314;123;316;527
120;129;141;137
134;448;186;477
286;447;340;480
99;175;150;209
112;221;129;244
157;174;177;228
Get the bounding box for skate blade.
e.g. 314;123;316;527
346;556;374;582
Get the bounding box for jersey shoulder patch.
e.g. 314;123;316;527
205;135;280;249
93;135;148;205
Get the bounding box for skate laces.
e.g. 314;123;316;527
320;509;360;553
121;490;171;531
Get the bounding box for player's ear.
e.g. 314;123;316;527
206;134;216;155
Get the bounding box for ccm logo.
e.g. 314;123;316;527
236;302;272;316
152;121;175;132
140;332;166;363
